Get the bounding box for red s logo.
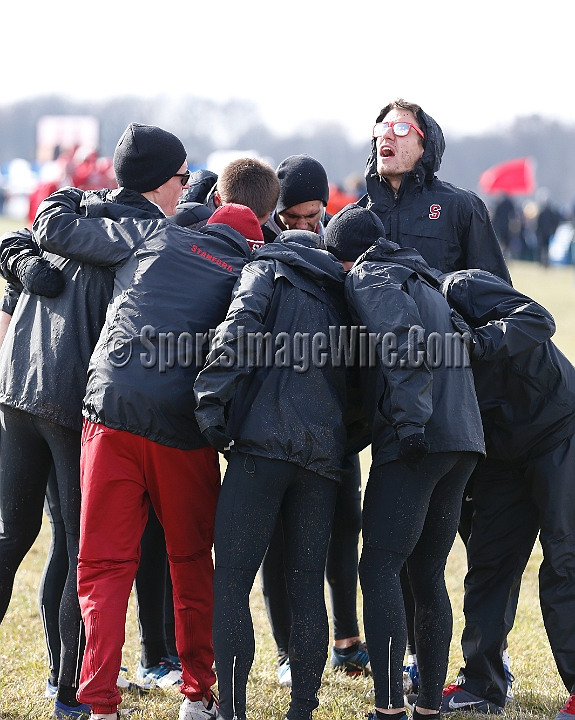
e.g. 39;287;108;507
429;204;441;220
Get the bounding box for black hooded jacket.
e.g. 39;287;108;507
194;232;362;482
440;269;575;463
33;186;252;449
359;109;511;282
345;238;485;467
0;224;117;431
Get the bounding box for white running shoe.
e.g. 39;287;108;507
135;658;182;688
178;697;218;720
277;656;292;688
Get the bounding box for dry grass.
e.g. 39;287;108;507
0;229;573;717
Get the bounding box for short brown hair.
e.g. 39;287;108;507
218;158;280;219
376;98;422;124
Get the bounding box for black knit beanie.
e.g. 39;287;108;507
113;123;187;193
324;204;386;261
276;154;329;213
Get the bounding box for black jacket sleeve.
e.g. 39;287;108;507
1;283;21;315
462;193;511;284
441;270;556;361
33;187;136;268
194;260;276;432
345;270;433;438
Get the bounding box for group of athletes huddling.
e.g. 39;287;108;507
0;98;574;720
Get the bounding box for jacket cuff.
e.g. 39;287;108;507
1;283;21;315
195;403;226;434
396;423;425;441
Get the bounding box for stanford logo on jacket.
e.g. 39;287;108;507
429;204;441;220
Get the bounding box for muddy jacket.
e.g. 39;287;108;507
0;226;115;431
34;187;252;449
359;110;511;282
194;233;361;482
440;269;575;462
345;239;485;467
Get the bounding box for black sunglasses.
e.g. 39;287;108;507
173;170;191;187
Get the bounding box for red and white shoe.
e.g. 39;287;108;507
554;694;575;720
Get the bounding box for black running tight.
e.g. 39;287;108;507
213;452;338;720
360;452;478;711
260;454;362;654
0;404;84;691
39;467;69;686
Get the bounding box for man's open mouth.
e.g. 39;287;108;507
380;147;395;158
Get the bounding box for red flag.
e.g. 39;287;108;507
479;157;536;195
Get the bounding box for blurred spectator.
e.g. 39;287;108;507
491;194;516;256
536;195;562;267
343;171;366;198
326;184;358;216
28;148;116;225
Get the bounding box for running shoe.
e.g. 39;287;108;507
404;693;418;711
441;683;504;714
330;641;371;676
45;678;58;699
168;653;182;670
403;662;419;694
502;650;514;703
116;671;150;694
53;699;91;719
277;655;292;688
135;657;182;688
554;693;575;720
178;696;218;720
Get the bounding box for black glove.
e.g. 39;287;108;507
14;255;65;298
397;431;430;471
202;425;234;453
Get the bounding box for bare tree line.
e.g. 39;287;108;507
1;96;574;205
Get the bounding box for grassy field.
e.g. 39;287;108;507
0;214;573;718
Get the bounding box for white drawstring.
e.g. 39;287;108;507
232;655;238;720
388;636;393;709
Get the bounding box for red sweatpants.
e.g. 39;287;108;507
76;422;220;713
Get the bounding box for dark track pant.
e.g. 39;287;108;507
213;452;338;720
458;435;575;706
260;454;362;654
360;452;478;710
0;404;84;691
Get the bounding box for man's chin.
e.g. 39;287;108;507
377;166;396;180
377;160;395;177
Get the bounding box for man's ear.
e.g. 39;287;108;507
214;191;222;207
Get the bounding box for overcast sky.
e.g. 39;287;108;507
3;0;572;142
